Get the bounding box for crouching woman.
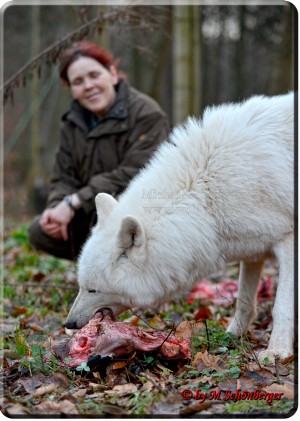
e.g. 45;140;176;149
28;41;170;260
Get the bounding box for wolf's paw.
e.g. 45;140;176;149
227;319;247;337
258;347;293;364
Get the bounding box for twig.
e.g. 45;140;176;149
204;320;210;352
129;310;176;354
2;6;167;104
4;282;77;290
130;309;158;330
139;371;163;392
157;320;175;350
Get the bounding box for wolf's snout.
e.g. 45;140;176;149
64;321;79;330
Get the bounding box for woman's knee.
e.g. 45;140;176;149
28;216;43;248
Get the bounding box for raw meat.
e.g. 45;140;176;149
55;309;191;369
187;277;274;306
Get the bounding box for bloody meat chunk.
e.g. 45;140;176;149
55;309;191;369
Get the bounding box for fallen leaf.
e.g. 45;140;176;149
264;383;294;400
93;372;101;379
105;383;138;396
243;368;276;387
110;360;128;370
192;351;227;372
32;401;62;414
32;271;46;281
263;363;290;377
18;377;43;395
5;403;29;415
72;388;87;398
218;378;237;392
238;375;257;392
180;401;212;415
51;371;70;388
33;383;56;397
28;322;44;332
156;362;173;373
194;306;213;322
140;380;154;392
1;356;11;369
1;318;20;333
102;403;130;415
58;399;79;415
175;320;193;341
281;355;294;364
11;306;28;317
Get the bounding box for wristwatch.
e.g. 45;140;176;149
64;195;76;211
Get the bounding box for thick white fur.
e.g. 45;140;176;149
66;93;295;362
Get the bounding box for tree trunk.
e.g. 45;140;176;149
28;5;41;181
172;5;201;125
268;5;294;94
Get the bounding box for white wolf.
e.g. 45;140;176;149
66;93;295;362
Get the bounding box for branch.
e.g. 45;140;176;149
4;282;77;290
2;6;167;105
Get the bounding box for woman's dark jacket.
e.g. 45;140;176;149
46;80;170;214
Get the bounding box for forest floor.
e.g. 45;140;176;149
1;225;297;417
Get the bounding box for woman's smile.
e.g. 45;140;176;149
67;56;118;117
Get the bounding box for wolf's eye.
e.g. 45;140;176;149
88;289;96;293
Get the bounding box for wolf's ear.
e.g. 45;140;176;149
95;193;118;227
118;216;145;250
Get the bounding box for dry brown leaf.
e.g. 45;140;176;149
5;403;29;415
72;388;87;398
156;362;173;373
105;383;138;396
263;363;290;377
149;314;167;329
140;380;154;392
264;382;294;400
110;360;128;370
28;322;44;332
32;401;62;414
18;377;43;395
93;371;101;379
238;375;257;392
88;382;102;388
180;401;212;415
280;355;294;364
192;350;227;372
11;306;28;318
243;368;276;387
175;320;193;341
218;378;237;392
194;306;213;322
33;383;56;397
52;371;70;388
1;356;11;369
58;399;79;414
122;315;140;325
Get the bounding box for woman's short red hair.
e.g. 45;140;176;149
59;41;117;84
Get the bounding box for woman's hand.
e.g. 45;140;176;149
39;200;75;241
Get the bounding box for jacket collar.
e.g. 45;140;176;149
63;79;129;133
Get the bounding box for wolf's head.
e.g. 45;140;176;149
65;193;163;329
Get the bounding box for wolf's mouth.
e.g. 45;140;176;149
95;307;116;321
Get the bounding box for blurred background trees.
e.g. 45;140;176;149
3;3;296;225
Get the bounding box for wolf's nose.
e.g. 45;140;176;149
64;321;78;330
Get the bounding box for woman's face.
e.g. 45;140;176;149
67;56;118;118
